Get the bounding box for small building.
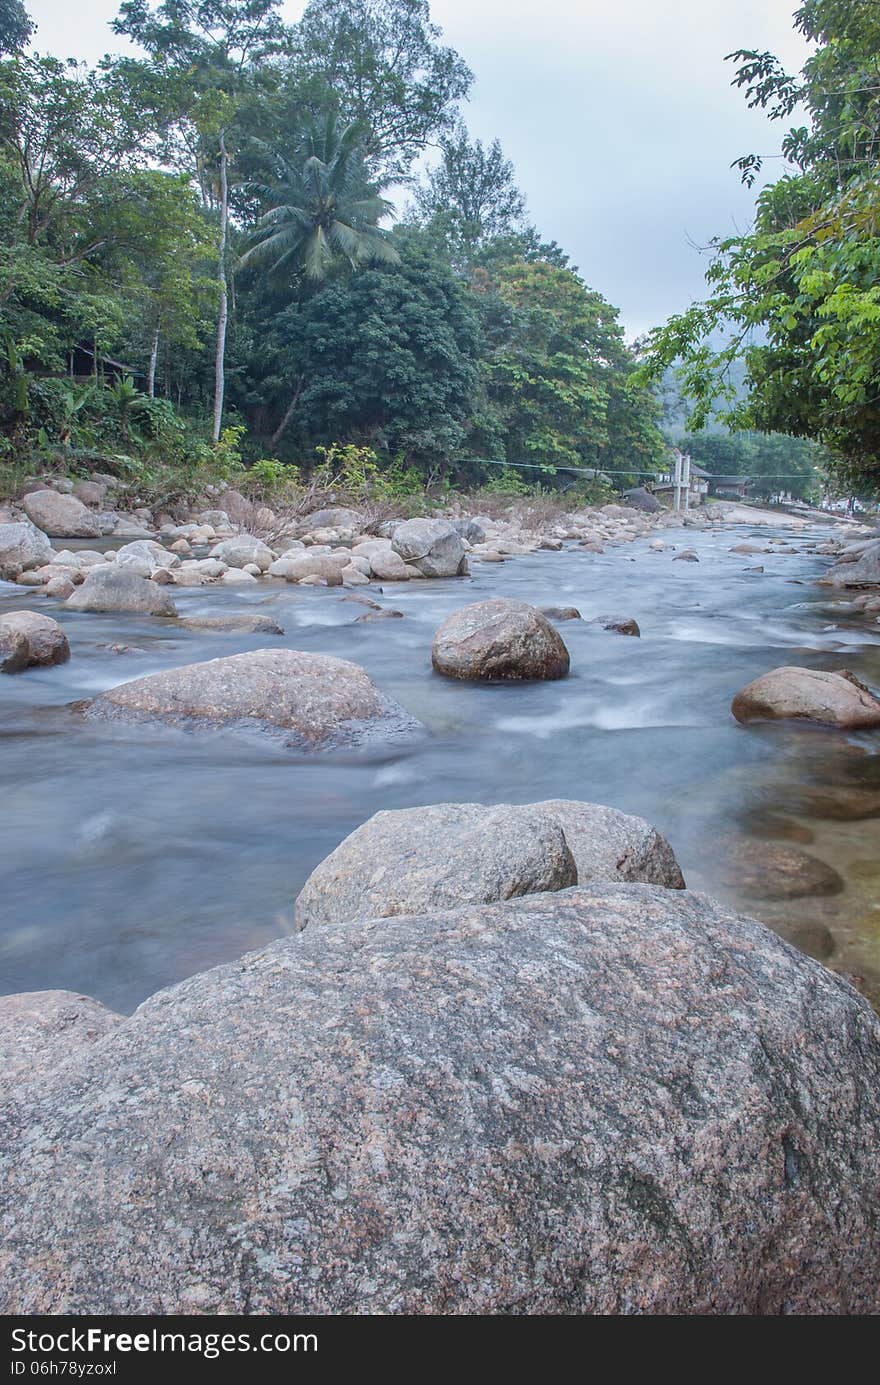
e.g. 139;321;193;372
709;475;748;500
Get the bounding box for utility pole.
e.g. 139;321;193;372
682;452;691;512
672;448;683;511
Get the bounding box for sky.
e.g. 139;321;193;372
24;0;811;337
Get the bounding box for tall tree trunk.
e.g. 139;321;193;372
269;377;305;451
212;129;229;444
147;324;160;399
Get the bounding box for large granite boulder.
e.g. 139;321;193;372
0;610;69;668
21;490;102;539
65;567;178;617
622;486;660;513
432;598;570;680
392;518;468;577
295;799;683;928
732;666;880;730
80;648;423;750
820;539;880;588
0;990;121;1089
0;520;53;579
2;885;878;1314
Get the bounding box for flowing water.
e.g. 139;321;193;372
2;520;879;1013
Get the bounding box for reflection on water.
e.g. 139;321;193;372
1;520;878;1012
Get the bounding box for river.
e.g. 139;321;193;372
1;518;878;1013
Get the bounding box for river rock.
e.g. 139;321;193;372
295;803;578;928
72;480;107;508
0;611;69;667
65;567;178;617
295;799;683;929
589;614;641;637
209;536;274;571
392;518;468;577
719;841;844;900
540;606;581;621
3;884;879;1314
270;552;349;584
0;990;121;1088
115;540;179;575
294;507;363;537
0;626;28;673
178;615;284;635
80;649;422;749
367;548;411;581
622;486;660;513
432;598;570;681
731;666;880;730
0;520;53;579
452;517;488;544
674;550;699;562
21;490;102;539
820;539;880;588
44;575;75;599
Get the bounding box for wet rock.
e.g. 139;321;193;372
540;606;581;621
432;598;570;681
539;537;564;551
356;609;404;622
209;536;274;572
65;567;177;617
732;666;880;730
0;520;53;579
22;491;101;539
779;920;836;962
0;611;69;667
0;990;121;1088
178;615;284;636
730;543;767;555
719;840;844;900
674;550;699;562
392;518;468;578
80;649;423;750
785;785;880;821
44;575;75;600
295;802;579;928
270;553;348;584
3;884;879;1314
589;615;641;637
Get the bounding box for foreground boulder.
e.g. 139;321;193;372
391;517;468;577
2;884;879;1314
0;990;121;1088
0;520;53;580
21;490;102;539
295;799;683;928
432;598;570;680
732;666;880;730
80;648;423;749
65;566;178;617
0;611;69;668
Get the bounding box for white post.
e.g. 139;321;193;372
682;452;691;511
673;449;683;511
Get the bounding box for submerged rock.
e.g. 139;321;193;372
719;840;844;900
432;598;570;681
2;885;879;1314
65;566;177;616
540;606;581;621
589;614;641;637
0;611;69;668
177;614;284;635
295;798;683;929
732;666;880;730
80;648;423;750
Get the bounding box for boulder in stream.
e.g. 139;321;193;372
80;648;423;750
732;666;880;730
65;567;178;617
432;598;570;680
391;518;468;577
0;990;121;1089
0;520;53;579
2;884;879;1313
0;610;69;668
21;490;102;539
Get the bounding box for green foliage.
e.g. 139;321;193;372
679;430;824;502
638;0;880;496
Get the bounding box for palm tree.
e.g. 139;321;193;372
241;119;400;284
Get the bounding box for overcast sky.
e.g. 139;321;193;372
24;0;810;337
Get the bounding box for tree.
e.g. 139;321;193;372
113;0;289;438
234;228;480;468
410;122;526;257
291;0;472;180
0;0;32;57
638;0;880;495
